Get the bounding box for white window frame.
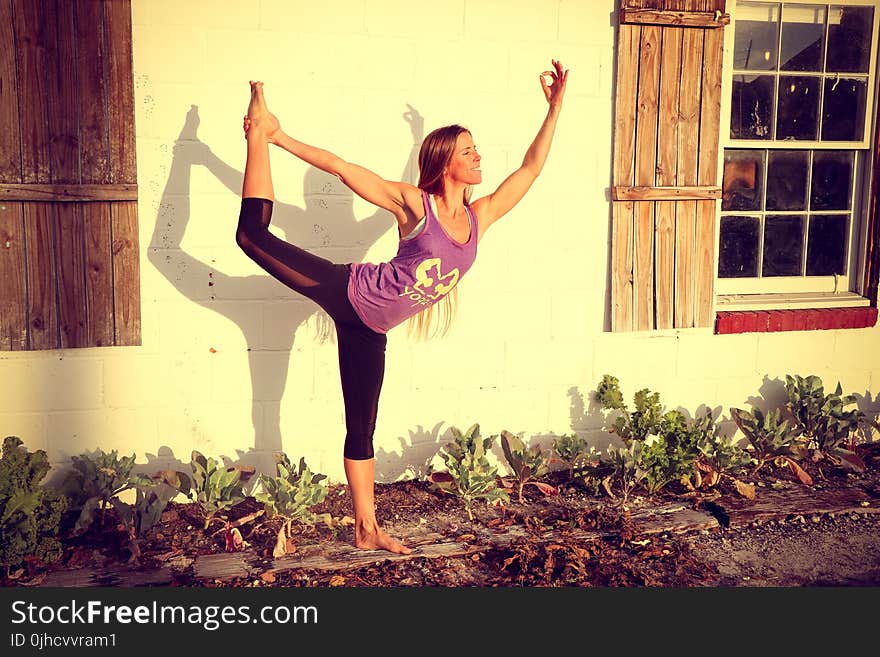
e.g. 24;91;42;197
716;0;880;306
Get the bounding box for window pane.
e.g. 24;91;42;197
734;2;780;70
722;150;764;211
806;214;848;275
719;215;760;278
821;77;867;141
780;4;826;72
776;75;820;140
731;75;775;139
763;215;804;276
766;150;808;210
811;151;853;210
827;5;874;73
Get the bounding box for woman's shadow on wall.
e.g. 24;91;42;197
148;104;424;462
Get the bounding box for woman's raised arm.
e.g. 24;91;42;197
270;129;413;218
472;59;569;232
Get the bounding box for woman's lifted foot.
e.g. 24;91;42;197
244;80;280;142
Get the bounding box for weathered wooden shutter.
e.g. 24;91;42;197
611;0;727;331
0;0;140;350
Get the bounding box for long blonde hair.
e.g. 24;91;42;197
406;125;472;341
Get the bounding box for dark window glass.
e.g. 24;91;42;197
722;150;764;211
731;75;775;139
763;215;804;276
776;76;820;140
806;215;848;275
780;5;826;71
827;5;874;73
719;215;760;278
811;151;853;210
734;5;779;70
822;77;867;141
766;150;809;210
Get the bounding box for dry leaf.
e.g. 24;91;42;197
225;526;248;552
260;571;276;584
786;458;814;486
273;525;288;558
329;575;345;586
733;479;756;500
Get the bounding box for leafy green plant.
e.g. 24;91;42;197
600;441;645;505
639;411;705;494
0;437;68;575
62;449;154;534
552;433;598;481
113;473;188;563
190;451;247;529
595;375;664;444
684;432;754;498
498;431;556;503
427;424;509;520
254;453;331;556
730;407;811;484
784;374;867;472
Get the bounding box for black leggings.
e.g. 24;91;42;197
236;197;386;460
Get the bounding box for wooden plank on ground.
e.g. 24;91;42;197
0;202;27;350
714;485;877;529
76;0;110;184
611;201;635;331
0;0;21;183
84;202;114;347
24;203;58;349
13;0;50;183
56;204;87;348
111;201;141;345
106;0;137;184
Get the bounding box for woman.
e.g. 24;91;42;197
237;60;568;554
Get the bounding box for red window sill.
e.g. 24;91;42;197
715;307;878;334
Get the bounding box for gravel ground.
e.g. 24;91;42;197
682;510;880;586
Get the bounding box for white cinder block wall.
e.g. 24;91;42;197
1;0;878;485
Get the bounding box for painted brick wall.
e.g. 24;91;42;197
0;0;877;485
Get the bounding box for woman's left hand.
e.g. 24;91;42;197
540;59;569;109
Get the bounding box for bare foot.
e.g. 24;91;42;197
245;80;280;142
355;522;412;555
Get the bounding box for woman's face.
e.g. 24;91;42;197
444;131;482;187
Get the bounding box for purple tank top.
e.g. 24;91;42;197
347;191;478;333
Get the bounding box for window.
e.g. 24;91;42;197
718;1;878;300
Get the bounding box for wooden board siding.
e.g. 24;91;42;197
0;203;27;350
0;0;140;350
611;1;726;331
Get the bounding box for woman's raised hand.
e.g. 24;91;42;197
540;59;569;109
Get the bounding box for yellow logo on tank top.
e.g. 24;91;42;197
398;258;460;306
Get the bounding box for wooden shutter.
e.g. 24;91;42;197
0;0;140;350
611;0;727;331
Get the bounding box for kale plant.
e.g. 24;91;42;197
0;437;67;574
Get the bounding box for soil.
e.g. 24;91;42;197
5;443;880;589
